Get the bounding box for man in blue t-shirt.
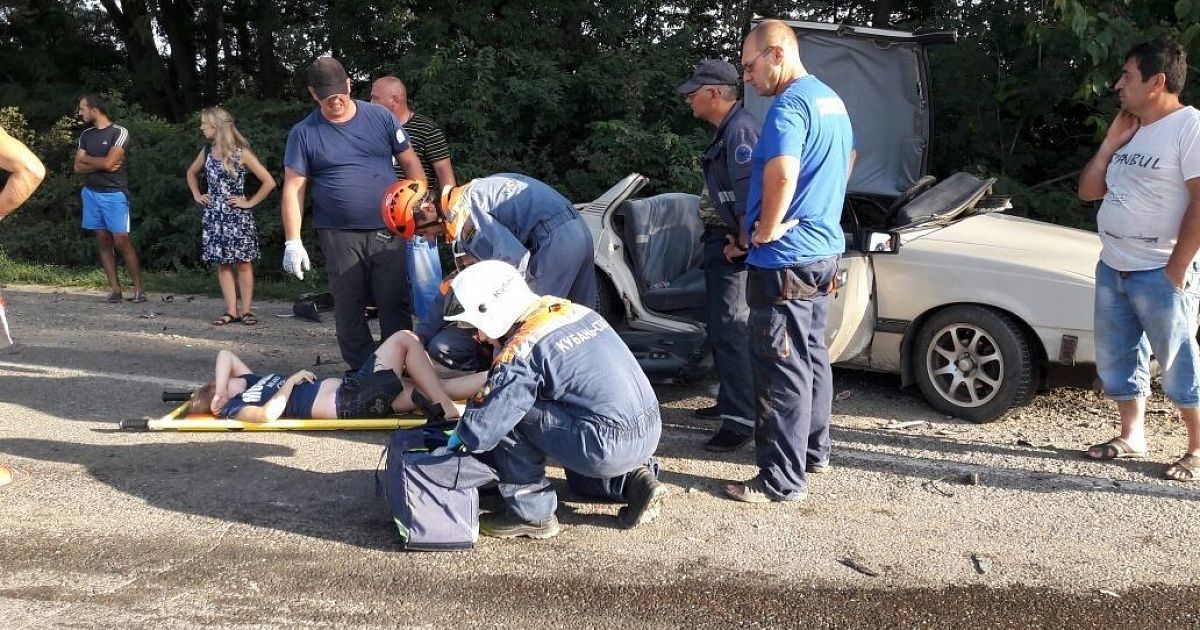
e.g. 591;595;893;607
725;20;854;504
282;57;428;371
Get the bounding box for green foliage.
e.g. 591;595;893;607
3;0;1199;277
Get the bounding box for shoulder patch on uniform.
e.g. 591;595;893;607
395;128;407;145
734;143;753;165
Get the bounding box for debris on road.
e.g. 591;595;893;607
922;476;956;497
838;557;880;577
835;390;852;402
970;553;990;574
884;420;927;430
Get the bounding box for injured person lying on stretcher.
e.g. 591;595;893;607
191;330;487;422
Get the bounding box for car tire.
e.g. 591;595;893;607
595;269;624;326
912;305;1038;423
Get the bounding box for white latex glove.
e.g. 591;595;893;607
283;239;311;280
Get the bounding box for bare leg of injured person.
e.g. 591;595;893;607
375;330;487;419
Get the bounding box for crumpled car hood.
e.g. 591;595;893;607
905;213;1101;280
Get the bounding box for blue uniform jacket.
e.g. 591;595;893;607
455;173;579;276
455;297;661;452
703;103;761;234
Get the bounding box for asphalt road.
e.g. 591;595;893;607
2;286;1199;628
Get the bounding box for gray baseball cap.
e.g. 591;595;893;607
677;59;740;94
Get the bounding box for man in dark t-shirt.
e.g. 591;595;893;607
73;94;145;303
370;76;456;326
281;57;428;371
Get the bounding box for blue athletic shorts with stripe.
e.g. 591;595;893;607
81;188;131;233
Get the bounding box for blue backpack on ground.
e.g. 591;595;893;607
377;426;497;551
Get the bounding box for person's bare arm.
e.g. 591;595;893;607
1079;110;1139;201
229;148;276;209
1165;177;1200;289
281;167;307;241
432;158;456;188
751;155;802;245
234;371;315;423
211;349;254;413
394;147;427;184
0;128;45;220
185;149;209;205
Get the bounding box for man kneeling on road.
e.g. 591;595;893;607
441;260;666;539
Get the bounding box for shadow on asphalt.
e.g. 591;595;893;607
652;422;1200;502
0;437;400;550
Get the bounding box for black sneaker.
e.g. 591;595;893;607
479;511;560;539
617;466;669;529
693;404;722;420
703;428;752;452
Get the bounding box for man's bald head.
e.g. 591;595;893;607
747;20;799;56
370;76;410;117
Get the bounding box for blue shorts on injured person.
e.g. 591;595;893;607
81;188;131;233
1094;260;1200;407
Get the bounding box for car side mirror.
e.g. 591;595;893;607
863;231;900;254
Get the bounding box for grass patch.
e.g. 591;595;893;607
0;251;326;301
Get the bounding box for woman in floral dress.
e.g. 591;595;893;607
185;107;275;325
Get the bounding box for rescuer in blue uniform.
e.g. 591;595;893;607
439;260;667;539
382;174;597;371
678;59;761;452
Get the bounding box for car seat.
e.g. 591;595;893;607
620;193;706;313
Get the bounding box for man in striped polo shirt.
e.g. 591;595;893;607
371;76;456;324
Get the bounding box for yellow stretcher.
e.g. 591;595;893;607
119;401;430;432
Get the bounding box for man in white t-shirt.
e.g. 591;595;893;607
1078;39;1200;482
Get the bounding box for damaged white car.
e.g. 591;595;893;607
579;20;1100;423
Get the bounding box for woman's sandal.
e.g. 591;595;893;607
1164;454;1200;482
241;312;258;326
1084;437;1147;460
212;313;241;326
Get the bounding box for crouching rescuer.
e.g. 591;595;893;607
441;260;667;539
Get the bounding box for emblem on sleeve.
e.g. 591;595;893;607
734;143;753;165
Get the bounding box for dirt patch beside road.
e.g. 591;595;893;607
1;284;1199;628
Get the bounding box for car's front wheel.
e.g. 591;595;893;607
912;305;1039;423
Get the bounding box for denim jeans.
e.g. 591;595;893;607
1094;260;1200;407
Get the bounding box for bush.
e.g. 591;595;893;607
0;96;320;277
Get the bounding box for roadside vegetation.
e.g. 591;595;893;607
0;1;1193;289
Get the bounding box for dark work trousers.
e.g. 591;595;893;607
490;400;662;522
748;256;837;500
526;214;598;309
426;325;490;371
318;228;412;371
702;232;755;436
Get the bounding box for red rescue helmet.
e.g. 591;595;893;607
381;179;428;240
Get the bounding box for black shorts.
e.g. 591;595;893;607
335;353;404;418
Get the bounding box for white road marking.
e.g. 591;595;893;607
0;360;198;389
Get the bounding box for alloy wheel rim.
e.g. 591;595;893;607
925;323;1004;408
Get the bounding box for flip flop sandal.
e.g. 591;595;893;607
240;312;258;326
1084;437;1147;460
1165;454;1200;482
212;313;241;326
101;291;123;303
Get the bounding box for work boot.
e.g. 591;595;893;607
617;466;669;529
479;511;561;540
724;475;807;504
703;428;752;452
693;404;721;420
